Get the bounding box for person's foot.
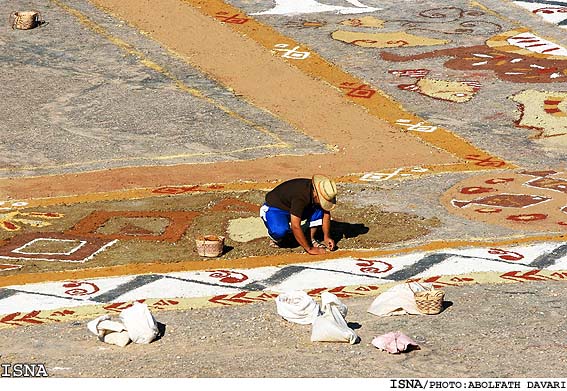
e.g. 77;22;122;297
311;239;327;249
269;239;281;248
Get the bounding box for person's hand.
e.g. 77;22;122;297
306;246;326;255
324;237;335;251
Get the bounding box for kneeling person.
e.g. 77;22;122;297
260;174;336;255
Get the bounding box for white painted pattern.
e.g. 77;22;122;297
251;0;380;16
360;167;429;182
296;253;425;279
268;268;391;292
272;44;311;59
166;266;279;287
450;243;556;265
513;1;567;29
13;238;87;256
2;242;567;315
0;292;98;314
7;275;136;300
413;256;532;278
507;32;567;56
0;239;118;263
395;119;438;133
116;278;242;303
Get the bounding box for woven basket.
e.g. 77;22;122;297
410;283;445;315
10;10;42;30
195;235;224;258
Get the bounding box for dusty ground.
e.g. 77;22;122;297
3;0;567;382
0;0;455;199
2;280;567;378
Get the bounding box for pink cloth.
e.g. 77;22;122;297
372;332;419;354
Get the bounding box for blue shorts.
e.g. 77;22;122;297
260;203;324;242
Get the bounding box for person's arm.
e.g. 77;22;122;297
322;211;335;250
290;214;325;255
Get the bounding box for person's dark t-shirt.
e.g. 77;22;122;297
265;178;313;218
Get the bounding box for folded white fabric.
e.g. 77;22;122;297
367;282;432;316
372;331;419;354
87;314;111;337
119;302;159;344
311;292;358;344
320;291;347;319
276;290;320;325
87;314;131;347
102;330;131;347
87;303;159;346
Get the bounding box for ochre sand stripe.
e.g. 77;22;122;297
8;162;504;208
1;234;566;287
2;270;566;329
0;0;502;200
4;161;508;209
178;0;511;166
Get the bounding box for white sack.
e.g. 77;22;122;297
87;314;111;337
367;282;432;316
102;330;131;347
276;290;320;325
119;302;159;344
320;291;348;319
87;315;126;336
87;315;131;347
311;294;358;344
98;319;127;333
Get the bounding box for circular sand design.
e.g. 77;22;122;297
441;169;567;231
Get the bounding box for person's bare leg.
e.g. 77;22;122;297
310;226;327;248
310;226;318;242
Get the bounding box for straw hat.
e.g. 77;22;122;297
312;174;337;211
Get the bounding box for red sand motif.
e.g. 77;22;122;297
354;258;393;273
339;82;376;98
488;248;524;261
207;270;248;283
381;29;567;83
0;264;23;272
0;232;117;263
62;281;100;296
67;210;199;242
442;170;567;230
214;11;250;24
209;198;259;213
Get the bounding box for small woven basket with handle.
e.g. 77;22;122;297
195;235;225;258
409;283;445;315
10;10;42;30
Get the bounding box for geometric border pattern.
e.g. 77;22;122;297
0;264;23;272
66;210;199;242
3;268;567;328
0;232;117;263
2;241;567;327
14;238;86;255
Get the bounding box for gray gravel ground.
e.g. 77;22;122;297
2;280;567;378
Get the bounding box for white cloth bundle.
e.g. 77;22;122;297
87;314;130;347
119;302;159;344
367;282;433;316
276;290;320;324
87;302;159;346
311;292;358;344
